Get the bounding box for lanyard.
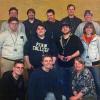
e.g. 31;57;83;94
60;33;72;55
10;32;18;51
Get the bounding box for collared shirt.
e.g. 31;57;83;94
72;68;96;97
0;30;27;60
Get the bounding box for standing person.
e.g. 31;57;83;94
0;7;25;33
75;10;100;37
0;60;25;100
70;57;97;100
23;8;42;40
81;22;100;100
0;17;27;76
24;23;57;75
61;4;82;33
44;9;61;43
56;23;84;99
28;54;65;100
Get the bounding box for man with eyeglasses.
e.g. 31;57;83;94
0;17;27;76
0;60;25;100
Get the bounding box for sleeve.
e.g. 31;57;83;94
75;24;83;38
97;36;100;58
75;36;84;55
28;73;37;100
0;22;6;32
80;70;94;96
0;33;7;56
94;22;100;36
24;40;31;56
49;40;58;57
20;23;25;33
51;70;63;100
18;77;26;100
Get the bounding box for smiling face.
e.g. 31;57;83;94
61;25;71;35
13;63;24;76
27;11;35;20
85;26;93;35
42;56;53;72
67;6;75;17
9;20;19;32
74;60;84;72
9;9;18;18
47;12;55;22
36;25;46;37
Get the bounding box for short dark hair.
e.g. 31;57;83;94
67;4;75;10
14;60;24;67
8;17;19;23
46;9;55;15
41;54;53;62
37;23;46;29
9;7;18;14
27;8;35;15
83;22;96;35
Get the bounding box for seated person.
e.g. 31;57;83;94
70;57;97;100
0;60;25;100
28;54;65;100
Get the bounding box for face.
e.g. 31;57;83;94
36;26;46;37
9;21;19;32
74;60;84;72
42;57;53;70
67;6;75;16
85;26;93;35
47;12;55;22
13;63;24;76
61;26;70;34
84;14;92;22
27;11;35;20
9;10;18;18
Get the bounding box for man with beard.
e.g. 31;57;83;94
23;8;42;39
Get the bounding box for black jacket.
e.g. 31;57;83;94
0;71;25;100
61;16;82;33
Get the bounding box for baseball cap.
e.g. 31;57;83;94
84;10;93;16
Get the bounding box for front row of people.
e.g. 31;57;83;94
0;55;97;100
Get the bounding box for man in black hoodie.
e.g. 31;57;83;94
0;60;25;100
24;23;57;76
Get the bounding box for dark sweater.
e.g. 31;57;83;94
28;68;63;100
44;20;62;42
23;19;42;39
0;71;25;100
61;16;82;33
24;35;57;68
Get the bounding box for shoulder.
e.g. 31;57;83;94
74;16;82;21
1;21;8;25
2;71;12;79
83;68;91;76
61;17;68;22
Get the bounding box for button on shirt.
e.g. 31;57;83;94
0;30;27;60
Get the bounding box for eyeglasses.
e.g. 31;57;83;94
15;67;24;70
10;22;18;25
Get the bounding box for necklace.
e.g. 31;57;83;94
10;32;18;52
60;33;72;55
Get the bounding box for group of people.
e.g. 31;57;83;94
0;3;100;100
